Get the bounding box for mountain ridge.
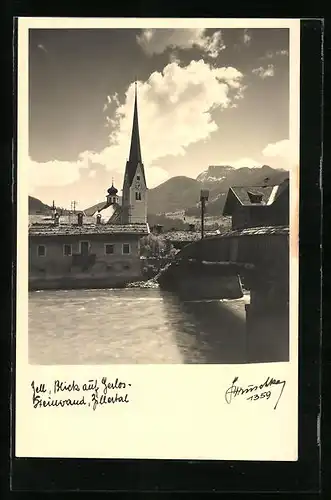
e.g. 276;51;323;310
29;164;289;218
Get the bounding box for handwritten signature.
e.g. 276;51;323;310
224;376;286;409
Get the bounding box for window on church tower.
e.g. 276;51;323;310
135;192;141;201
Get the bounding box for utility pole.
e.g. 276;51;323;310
71;201;78;213
200;189;209;239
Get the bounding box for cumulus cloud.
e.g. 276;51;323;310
136;28;226;59
28;156;88;191
217;140;297;171
86;60;244;168
262;139;298;171
29;60;244;197
252;64;275;79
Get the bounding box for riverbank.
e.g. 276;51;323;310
28;274;145;291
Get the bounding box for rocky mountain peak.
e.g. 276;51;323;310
196;165;234;183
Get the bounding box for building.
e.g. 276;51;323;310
222;178;289;230
28;82;150;290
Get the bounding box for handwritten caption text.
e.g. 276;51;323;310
31;377;131;411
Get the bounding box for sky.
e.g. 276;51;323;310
28;26;292;209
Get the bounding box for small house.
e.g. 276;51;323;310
223;178;289;230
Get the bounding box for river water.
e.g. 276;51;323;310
28;288;250;365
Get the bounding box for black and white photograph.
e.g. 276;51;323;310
27;23;295;365
16;18;300;462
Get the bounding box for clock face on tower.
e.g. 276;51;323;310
135;181;141;189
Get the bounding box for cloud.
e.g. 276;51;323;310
217;140;297;171
86;60;244;169
28;157;88;191
276;49;289;56
252;64;275;79
243;29;252;46
136;28;226;58
262;139;298;170
29;60;244;198
215;158;263;169
262;49;289;60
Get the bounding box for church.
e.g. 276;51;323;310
28;83;150;290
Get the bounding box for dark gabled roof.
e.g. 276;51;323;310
29;222;150;237
274;177;289;199
223;185;277;216
231;185;275;205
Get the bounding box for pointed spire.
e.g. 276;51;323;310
128;80;142;165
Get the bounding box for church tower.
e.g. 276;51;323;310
121;82;148;224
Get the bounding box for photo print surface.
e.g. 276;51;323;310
16;18;300;461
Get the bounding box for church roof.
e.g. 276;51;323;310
108;204;122;223
124;82;147;187
84;201;108;217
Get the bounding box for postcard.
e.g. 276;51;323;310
15;17;300;461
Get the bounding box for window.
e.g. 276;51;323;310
122;243;131;255
63;244;72;256
135;192;141;201
79;241;90;255
105;244;114;255
247;191;263;204
136;175;140;180
37;245;46;257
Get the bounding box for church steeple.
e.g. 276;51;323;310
121;80;148;224
124;81;146;187
128;81;142;166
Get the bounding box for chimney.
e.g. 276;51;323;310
96;213;102;225
188;223;195;232
156;224;163;234
54;213;59;226
77;212;84;226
